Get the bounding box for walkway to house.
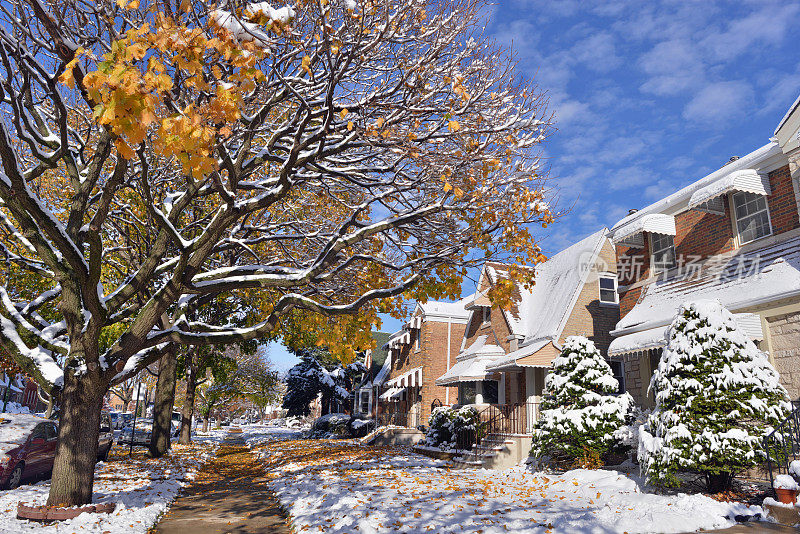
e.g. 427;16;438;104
153;436;291;534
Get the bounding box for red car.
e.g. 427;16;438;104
0;414;58;489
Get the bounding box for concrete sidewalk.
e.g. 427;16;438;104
154;442;290;534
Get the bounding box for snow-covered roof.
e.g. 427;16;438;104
379;387;404;400
498;228;610;344
609;313;764;356
776;93;800;135
610;213;676;246
687;169;771;210
484;339;550;371
416;296;472;321
436;335;505;385
610;142;783;234
613;231;800;336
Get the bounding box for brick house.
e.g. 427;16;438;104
353;331;391;419
435;228;622;433
377;298;471;427
608;95;800;407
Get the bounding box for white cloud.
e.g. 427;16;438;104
571;32;621;72
700;4;800;62
682;81;754;125
638;40;705;96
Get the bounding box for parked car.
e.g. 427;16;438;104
120;412;134;428
119;419;153;446
0;414;58;489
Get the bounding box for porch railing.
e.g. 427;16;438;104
763;400;800;494
455;401;540;452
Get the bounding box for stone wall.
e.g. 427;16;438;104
766;311;800;400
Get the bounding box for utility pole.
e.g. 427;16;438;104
129;382;143;457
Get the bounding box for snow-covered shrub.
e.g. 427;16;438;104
310;413;351;437
639;300;791;492
774;474;800;491
531;336;634;465
349;418;375;438
424;406;479;451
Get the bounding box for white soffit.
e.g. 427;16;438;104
688;169;771;210
611;213;676;246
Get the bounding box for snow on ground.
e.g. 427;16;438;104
0;437;218;534
245;427;764;534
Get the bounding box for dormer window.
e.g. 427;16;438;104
599;275;618;304
732;191;772;244
650;233;676;271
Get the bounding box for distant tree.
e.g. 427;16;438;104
283;347;364;416
639;300;791;493
531;336;633;466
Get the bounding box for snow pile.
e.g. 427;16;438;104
0;441;216;533
245;428;764;533
532;336;633;464
639;300;791;489
1;401;31;414
773;474;799;490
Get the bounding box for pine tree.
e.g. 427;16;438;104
532;336;633;464
639;300;791;492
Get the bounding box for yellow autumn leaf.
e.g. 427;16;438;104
301;56;312;75
443;182;452;193
347;121;354;131
339;108;349;119
448;120;460;132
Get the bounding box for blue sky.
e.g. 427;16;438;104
269;0;800;373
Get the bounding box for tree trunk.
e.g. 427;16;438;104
149;348;177;458
122;399;130;413
47;373;103;506
202;415;209;432
179;349;197;445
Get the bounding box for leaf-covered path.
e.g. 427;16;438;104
153;443;290;534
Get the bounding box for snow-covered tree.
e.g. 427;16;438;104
0;0;551;505
532;336;633;464
639;300;791;492
282;349;362;416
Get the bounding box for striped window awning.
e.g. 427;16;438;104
609;313;764;356
688;169;771;211
611;213;676;248
387;366;422;388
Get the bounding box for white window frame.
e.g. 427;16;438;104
598;273;618;305
730;190;773;246
413;327;421;352
649;232;676;271
482;306;491;325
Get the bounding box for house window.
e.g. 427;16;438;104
481;380;499;404
413;328;421;351
608;360;625;394
359;391;370;414
458;382;477;404
732;191;772;244
598;275;618;304
650;233;676;270
482;306;491;324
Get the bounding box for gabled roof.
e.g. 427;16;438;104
497;228;610;344
613;231;800;336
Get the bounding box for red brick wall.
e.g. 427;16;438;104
673;200;735;260
419;319;466;421
767;165;800;235
616;163;799;323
